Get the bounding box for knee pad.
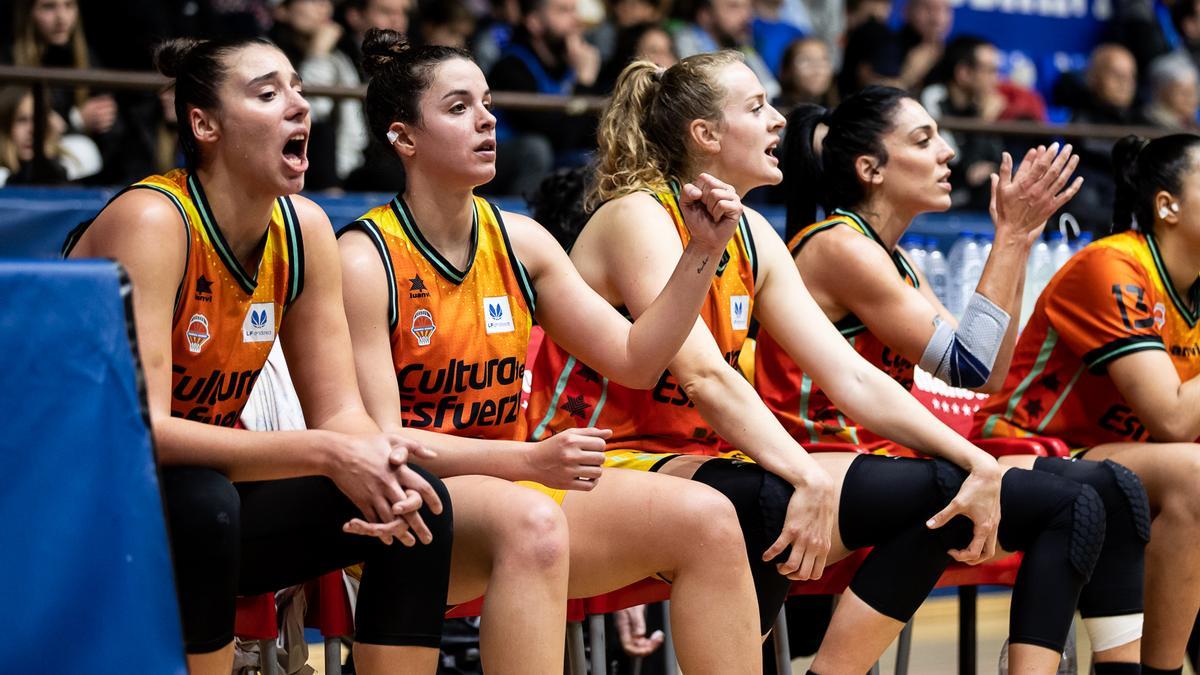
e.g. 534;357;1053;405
930;459;975;550
1070;484;1106;580
1101;460;1151;543
691;459;794;634
1034;457;1150;545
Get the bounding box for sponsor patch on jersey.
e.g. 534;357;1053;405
411;308;437;346
730;295;750;331
484;296;515;334
242;302;275;343
1154;302;1167;329
186;313;211;353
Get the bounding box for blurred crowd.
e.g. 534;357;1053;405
3;0;1200;223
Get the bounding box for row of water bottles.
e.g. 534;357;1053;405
901;229;1094;329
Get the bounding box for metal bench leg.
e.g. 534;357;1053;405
589;614;607;675
567;621;587;675
662;600;678;675
773;604;792;675
258;639;277;675
959;586;978;675
324;636;342;675
894;620;913;675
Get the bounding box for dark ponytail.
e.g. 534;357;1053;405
360;28;473;148
154;36;277;170
1111;133;1200;233
782;103;829;241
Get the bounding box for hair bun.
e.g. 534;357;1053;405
154;38;203;79
361;28;410;79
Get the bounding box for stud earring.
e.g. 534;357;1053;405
1160;206;1170;219
387;130;400;144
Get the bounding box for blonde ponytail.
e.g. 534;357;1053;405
590;50;745;208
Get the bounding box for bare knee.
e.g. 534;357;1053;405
680;486;743;552
496;493;569;572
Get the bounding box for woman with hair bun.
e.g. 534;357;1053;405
339;28;766;673
978;133;1200;675
771;87;1149;675
528;56;1115;673
64;36;453;674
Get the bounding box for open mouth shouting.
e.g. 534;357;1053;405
282;131;309;173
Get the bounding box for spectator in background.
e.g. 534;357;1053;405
8;0;109;182
416;0;477;49
595;21;676;92
1142;51;1200;131
1058;43;1138;230
836;0;901;96
336;0;411;77
473;0;522;74
271;0;368;189
896;0;953;89
673;0;781;99
1172;0;1200;76
752;0;806;78
0;85;68;185
776;36;833;107
920;35;1005;210
488;0;600;195
588;0;662;65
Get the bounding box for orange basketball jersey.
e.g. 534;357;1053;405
755;209;918;450
63;169;303;427
526;183;758;453
340;194;535;440
975;230;1200;447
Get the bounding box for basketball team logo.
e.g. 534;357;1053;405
411;308;437;346
730;295;749;331
483;296;515;334
185;313;211;354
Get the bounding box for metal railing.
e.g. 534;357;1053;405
0;64;1172;183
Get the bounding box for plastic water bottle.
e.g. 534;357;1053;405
951;235;984;318
1050;231;1073;271
901;235;928;276
998;628;1078;674
979;232;994;263
1022;237;1055;328
926;244;950;307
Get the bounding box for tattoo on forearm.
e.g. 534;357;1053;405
697;255;709;273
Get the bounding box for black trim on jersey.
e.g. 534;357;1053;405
1083;335;1166;373
892;249;921;289
278;196;305;308
337;219;400;333
187;173;262;295
391;193;478;285
490;202;538;315
1147;232;1198;327
739;214;759;287
834;314;868;338
62;183;193;318
793;220;841;253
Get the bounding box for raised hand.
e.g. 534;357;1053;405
990;143;1083;244
762;464;836;581
524;427;611;490
678;173;742;255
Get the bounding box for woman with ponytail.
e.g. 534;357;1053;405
770;86;1150;674
339;28;766;673
979;132;1200;675
63;36;454;674
528;55;1115;673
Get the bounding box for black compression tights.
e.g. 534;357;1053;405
693;455;1104;652
161;465;454;654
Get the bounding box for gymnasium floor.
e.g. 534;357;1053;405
299;592;1195;674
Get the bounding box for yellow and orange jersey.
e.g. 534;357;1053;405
526;183;759;454
63;169;304;427
975;229;1200;447
340;194;536;441
754;209;919;452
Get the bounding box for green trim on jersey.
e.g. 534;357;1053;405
1036;364;1085;433
391;193;479;285
187;173;260;295
337;219;400;333
278;195;304;307
491;202;538;314
531;355;577;440
1147;231;1197;327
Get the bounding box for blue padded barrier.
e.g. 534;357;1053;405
0;260;186;674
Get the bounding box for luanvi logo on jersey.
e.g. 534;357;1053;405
186;313;211;353
484;296;515;334
194;275;214;302
411;308;437;346
242;302;275;343
730;295;750;331
409;274;430;299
